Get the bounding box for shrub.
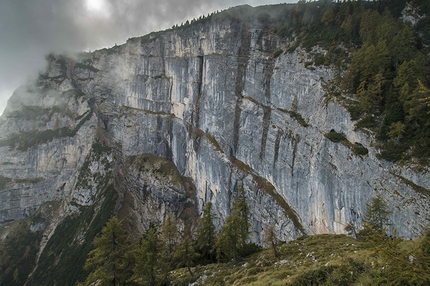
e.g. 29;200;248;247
352;143;369;156
273;49;284;58
314;53;325;66
238;243;262;258
356;115;377;129
325;130;347;143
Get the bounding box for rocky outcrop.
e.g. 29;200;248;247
0;6;429;251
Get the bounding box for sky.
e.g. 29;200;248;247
0;0;298;115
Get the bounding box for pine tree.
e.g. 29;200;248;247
81;216;132;286
195;202;216;262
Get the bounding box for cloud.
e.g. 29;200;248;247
0;0;295;115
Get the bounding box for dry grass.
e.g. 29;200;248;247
170;233;429;285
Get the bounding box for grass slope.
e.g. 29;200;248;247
170;234;428;286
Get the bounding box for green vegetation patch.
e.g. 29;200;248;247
272;48;284;59
169;232;430;286
28;184;117;286
390;172;430;196
76;142;112;190
325;130;369;156
288;111;310;128
127;153;185;187
0;218;43;286
325;130;347;143
277;108;310;128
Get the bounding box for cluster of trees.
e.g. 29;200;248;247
78;188;430;285
270;0;430;163
79;190;263;286
337;3;430;163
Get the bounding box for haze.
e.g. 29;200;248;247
0;0;297;115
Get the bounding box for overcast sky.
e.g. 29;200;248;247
0;0;297;115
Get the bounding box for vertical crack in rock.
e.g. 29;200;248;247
160;38;166;76
197;55;204;95
232;24;251;155
167;117;174;162
290;132;300;178
260;106;271;160
259;28;276;100
194;55;204;129
273;128;284;167
263;59;274;100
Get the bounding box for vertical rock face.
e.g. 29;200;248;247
0;7;429;250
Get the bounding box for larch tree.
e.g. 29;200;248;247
195;202;217;262
263;225;279;258
173;236;198;277
81;216;132;286
160;213;180;268
363;194;392;235
216;187;250;262
133;223;160;286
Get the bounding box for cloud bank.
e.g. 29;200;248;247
0;0;295;114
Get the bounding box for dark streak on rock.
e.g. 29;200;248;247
273;128;283;167
260;106;271;160
232;24;251;156
194;55;204;129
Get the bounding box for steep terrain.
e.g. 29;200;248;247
0;1;429;285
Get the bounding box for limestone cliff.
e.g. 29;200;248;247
0;5;429;281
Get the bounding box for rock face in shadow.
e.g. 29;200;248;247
0;6;429;253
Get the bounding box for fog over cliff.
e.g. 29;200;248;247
0;0;293;115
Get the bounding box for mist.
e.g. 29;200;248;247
0;0;296;115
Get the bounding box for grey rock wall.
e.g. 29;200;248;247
0;15;429;243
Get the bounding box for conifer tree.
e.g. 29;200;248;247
81;216;132;286
363;194;392;235
173;236;198;277
421;230;430;257
195;202;216;262
263;225;279;258
134;223;160;286
160;213;180;267
418;80;430;111
216;187;250;262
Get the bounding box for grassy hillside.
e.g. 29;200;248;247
170;233;430;286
